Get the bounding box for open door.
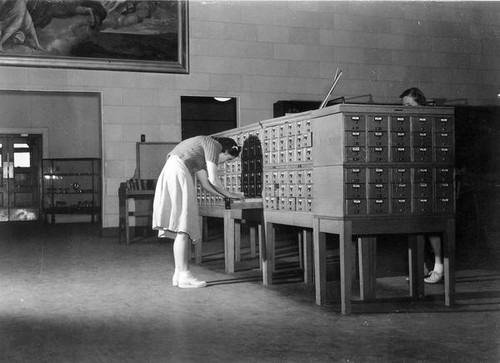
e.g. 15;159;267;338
0;134;42;222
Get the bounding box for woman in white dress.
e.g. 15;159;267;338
153;136;243;288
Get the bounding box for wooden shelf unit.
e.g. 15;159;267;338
42;158;101;224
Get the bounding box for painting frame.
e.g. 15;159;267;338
0;0;189;74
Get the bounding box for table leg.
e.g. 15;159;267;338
358;237;376;301
118;189;125;243
339;221;353;315
125;197;130;245
258;223;263;271
313;218;326;305
302;229;313;284
201;216;208;242
262;221;275;285
298;231;304;270
224;210;235;274
444;218;456;306
194;217;204;263
249;224;257;258
235;220;241;262
408;235;425;298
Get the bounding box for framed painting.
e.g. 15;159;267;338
0;0;189;73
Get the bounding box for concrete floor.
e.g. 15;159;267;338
0;222;499;362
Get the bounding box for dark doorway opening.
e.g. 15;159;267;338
180;96;237;140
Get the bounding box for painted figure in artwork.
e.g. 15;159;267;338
0;0;44;51
0;0;107;52
27;0;108;30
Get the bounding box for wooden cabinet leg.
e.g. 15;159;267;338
298;231;304;270
358;237;376;301
235;220;241;262
224;210;235;274
408;235;425;298
258;223;263;271
124;198;130;244
302;229;313;284
262;221;274;285
313;218;326;305
201;216;208;243
339;221;353;315
443;218;456;306
249;225;257;258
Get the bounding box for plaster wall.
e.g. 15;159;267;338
0;1;498;229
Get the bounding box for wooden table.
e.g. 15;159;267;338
261;210;455;315
262;211;314;286
199;198;263;273
118;185;155;244
313;215;455;314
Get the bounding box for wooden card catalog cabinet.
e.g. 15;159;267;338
203;104;456;314
312;104;455;218
262;115;314;213
202;104;455;220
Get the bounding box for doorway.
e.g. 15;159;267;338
0;134;42;222
181;96;237;140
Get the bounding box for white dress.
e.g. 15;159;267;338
152;155;201;242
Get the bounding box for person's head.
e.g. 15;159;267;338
214;137;241;163
399;87;427;106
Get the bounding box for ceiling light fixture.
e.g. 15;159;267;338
214;97;231;102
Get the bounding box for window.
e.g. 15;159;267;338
13;143;31;168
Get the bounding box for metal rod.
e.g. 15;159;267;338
319;68;343;109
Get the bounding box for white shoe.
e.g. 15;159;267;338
424;270;443;284
178;271;207;289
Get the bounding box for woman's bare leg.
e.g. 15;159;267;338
172;233;206;288
429;236;443;274
424;236;444;283
173;232;190;272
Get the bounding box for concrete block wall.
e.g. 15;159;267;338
0;1;498;230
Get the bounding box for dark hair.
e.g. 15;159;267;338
213;137;241;157
399;87;427;106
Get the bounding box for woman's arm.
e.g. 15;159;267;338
196;168;243;199
206;161;221;186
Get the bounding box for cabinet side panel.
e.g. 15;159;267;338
313;165;344;216
312;113;344;167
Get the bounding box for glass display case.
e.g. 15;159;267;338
42;158;101;223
